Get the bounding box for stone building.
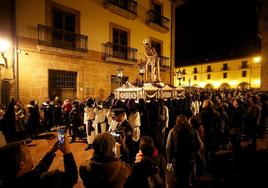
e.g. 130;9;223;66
0;0;173;105
175;56;261;89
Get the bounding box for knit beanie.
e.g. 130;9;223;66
93;133;116;161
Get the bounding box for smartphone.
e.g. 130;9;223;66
57;129;65;144
111;132;121;137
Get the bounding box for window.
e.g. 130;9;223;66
223;72;227;79
223;63;228;71
207;65;211;72
207;74;211;80
151;1;162;24
194;75;197;80
52;8;76;48
182;69;186;75
242;70;247;77
150;39;162;56
193;67;198;74
182;76;185;81
241;60;248;69
47;0;80;50
48;70;77;100
112;27;128;59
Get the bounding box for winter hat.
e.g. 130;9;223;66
93;133;116;161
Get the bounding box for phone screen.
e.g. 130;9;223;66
57;129;65;144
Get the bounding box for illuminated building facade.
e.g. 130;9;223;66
175;56;261;89
0;0;172;105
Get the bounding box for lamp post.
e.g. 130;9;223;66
0;39;10;68
116;66;123;86
138;60;145;86
0;39;11;105
177;68;182;86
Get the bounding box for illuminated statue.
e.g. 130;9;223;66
143;39;161;82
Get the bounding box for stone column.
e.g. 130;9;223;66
260;0;268;90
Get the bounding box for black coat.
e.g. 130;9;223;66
1;153;78;188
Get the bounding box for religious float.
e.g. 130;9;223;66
114;81;185;101
114;39;185;101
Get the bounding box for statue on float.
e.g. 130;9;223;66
143;39;161;82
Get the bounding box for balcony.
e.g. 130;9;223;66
206;69;212;73
159;56;170;70
104;0;138;20
103;42;137;64
221;67;229;71
239;65;249;69
38;24;88;52
146;10;169;33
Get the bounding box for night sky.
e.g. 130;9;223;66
175;0;261;66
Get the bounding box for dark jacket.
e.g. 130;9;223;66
1;152;78;188
124;158;163;188
114;120;134;163
79;158;131;188
166;125;201;163
69;107;82;126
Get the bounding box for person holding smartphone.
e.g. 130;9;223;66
0;134;78;188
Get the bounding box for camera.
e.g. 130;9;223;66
57;129;65;144
110;131;122;141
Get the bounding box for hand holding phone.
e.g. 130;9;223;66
57;129;65;144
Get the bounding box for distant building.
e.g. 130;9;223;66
0;0;172;105
175;56;261;89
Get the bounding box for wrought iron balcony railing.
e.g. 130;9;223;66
105;0;137;14
239;65;249;69
159;56;170;69
206;69;212;73
38;24;88;52
221;67;229;71
146;10;169;29
104;42;137;62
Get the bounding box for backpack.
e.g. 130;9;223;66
147;164;163;188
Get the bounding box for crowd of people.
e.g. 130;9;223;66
0;88;268;188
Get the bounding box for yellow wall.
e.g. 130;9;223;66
13;0;172;104
175;56;261;89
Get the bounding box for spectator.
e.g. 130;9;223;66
125;136;165;188
112;108;134;164
62;99;72;134
166;115;202;188
0;135;78;188
69;101;82;143
229;98;244;154
79;133;131;188
26;100;40;139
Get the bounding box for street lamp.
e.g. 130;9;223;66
177;68;182;86
116;66;124;86
138;60;145;86
0;39;10;68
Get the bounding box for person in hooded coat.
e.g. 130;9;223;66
79;133;131;188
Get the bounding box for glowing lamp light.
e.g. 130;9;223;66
230;80;237;87
0;39;10;53
199;82;205;88
254;79;260;85
253;56;261;63
213;81;220;87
